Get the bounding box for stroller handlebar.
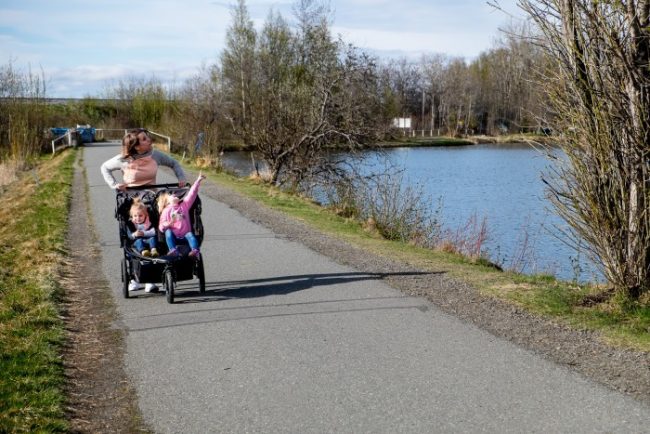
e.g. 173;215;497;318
122;183;184;191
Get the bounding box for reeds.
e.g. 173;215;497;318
0;61;49;163
324;171;499;262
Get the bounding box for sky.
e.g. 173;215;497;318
0;0;523;98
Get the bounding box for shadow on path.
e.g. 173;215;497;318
155;270;441;304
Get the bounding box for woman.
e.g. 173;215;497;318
101;128;187;293
100;128;187;190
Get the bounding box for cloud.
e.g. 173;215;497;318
41;62;200;97
334;26;498;59
0;0;521;97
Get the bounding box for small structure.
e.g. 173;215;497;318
392;117;412;129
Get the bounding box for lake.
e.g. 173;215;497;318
222;144;602;283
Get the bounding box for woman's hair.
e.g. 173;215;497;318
157;192;171;214
129;199;149;219
121;129;150;158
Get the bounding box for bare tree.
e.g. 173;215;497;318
221;0;256;135
167;64;228;156
520;0;650;298
223;0;382;186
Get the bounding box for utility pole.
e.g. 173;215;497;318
421;88;425;137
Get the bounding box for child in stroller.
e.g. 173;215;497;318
157;171;205;258
128;199;159;258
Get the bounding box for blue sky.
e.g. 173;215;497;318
0;0;522;98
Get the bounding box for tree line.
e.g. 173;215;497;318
0;1;548;161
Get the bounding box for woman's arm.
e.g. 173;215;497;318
153;151;187;185
100;155;125;190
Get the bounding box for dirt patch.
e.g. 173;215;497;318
198;178;650;405
60;153;150;433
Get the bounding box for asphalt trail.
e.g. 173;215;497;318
84;143;650;433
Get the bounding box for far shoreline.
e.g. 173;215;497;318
373;133;557;148
220;133;558;152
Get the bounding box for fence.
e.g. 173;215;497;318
51;130;79;154
52;128;172;154
401;129;442;137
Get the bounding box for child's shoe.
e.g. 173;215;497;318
141;249;151;257
189;248;200;258
167;248;179;257
144;283;159;293
150;248;159;257
128;280;142;291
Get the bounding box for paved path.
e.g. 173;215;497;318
84;143;650;433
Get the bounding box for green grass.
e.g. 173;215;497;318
378;136;474;147
0;150;75;433
183;161;650;352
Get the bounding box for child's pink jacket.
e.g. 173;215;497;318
158;179;201;237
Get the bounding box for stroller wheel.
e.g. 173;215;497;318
164;269;174;304
197;258;205;294
121;258;130;299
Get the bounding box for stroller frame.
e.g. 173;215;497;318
115;184;206;303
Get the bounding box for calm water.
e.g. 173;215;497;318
223;144;601;282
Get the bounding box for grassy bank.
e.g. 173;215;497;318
186;161;649;352
216;134;556;153
377;136;474;147
0;151;75;432
374;133;557;148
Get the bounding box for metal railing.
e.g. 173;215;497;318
52;128;173;154
94;128;171;150
397;129;442;138
148;130;171;151
93;128;125;142
51;130;78;154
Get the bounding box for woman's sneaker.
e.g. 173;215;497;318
150;248;159;257
128;280;143;291
144;283;159;293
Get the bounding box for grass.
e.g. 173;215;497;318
377;136;474;147
183;159;650;352
0;150;75;432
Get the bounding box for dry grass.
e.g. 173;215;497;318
0;150;74;432
0;159;63;276
194;155;223;170
0;159;25;187
248;167;275;184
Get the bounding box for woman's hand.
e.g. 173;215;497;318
116;183;127;191
178;180;188;187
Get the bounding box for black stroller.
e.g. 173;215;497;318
115;184;206;303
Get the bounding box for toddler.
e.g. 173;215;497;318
128;200;158;257
158;172;205;258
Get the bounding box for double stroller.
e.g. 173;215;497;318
115;184;206;303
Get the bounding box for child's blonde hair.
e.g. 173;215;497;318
157;192;172;214
129;199;149;219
